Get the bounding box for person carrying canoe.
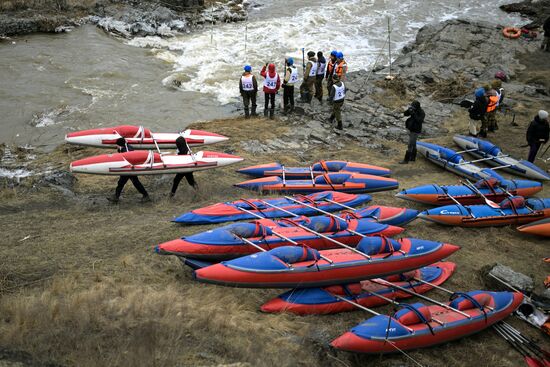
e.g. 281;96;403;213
468;87;488;137
170;136;198;196
299;51;317;104
239;65;258;119
526;110;549;163
107;137;150;203
260;63;281;119
328;74;346;130
325;50;337;100
400;100;425;164
282;57;298;114
314;51;326;103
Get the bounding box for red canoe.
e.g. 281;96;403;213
517;217;550;237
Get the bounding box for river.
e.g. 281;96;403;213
0;0;525;150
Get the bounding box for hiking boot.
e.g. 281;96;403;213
399;151;411;164
169;191;175;198
410;148;417;162
263;109;268;117
141;195;151;203
269;109;274;120
336;121;343;130
107;195;119;203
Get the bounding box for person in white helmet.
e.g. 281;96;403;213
526;110;549;162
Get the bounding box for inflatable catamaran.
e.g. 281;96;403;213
65;125;228;149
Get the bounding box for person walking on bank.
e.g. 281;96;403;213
334;52;348;82
315;51;326;103
170;136;198;196
299;51;317;104
328;74;346;130
283;57;298;114
239;65;258;119
260;63;281;119
542;16;550;51
526;110;549;163
400;100;425;164
325;50;337;99
107;137;150;203
468;87;488;137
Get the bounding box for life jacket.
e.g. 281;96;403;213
288;66;299;84
333;82;346;102
326;60;336;77
308;60;318;77
334;60;347;78
486;95;499;113
241;75;254;91
263;73;278;91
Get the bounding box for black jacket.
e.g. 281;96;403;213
404;102;425;134
526;116;550;145
117;143;133;153
544;16;550;35
469;96;488;121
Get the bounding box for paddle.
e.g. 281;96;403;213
494;324;546;367
462;179;502;210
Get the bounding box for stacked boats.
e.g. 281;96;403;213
66;124;244;175
399;137;550;232
154;152;529;354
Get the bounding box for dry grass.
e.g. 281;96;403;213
1;53;550;366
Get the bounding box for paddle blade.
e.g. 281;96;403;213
485;199;500;208
526;356;545;367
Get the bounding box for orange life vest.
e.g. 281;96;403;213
334;60;347;78
486;95;499;113
326;60;335;76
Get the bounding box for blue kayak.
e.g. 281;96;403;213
453;135;550;181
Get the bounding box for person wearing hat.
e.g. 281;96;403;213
484;83;500;133
468;87;488;137
107;137;150;203
170;136;198;197
315;51;327;103
526;110;549;162
325;50;338;99
260;63;281;119
282;57;299;114
333;52;348;81
239;65;258;119
400;100;425;164
328;74;346;130
299;51;317;104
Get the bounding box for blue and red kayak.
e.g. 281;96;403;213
193;237;460;288
237;160;391;178
173;191;371;224
418;196;550;227
261;262;456;315
235;173;399;194
453;135;550;181
331;290;523;353
340;206;419;226
156;216;404;261
416;141;503;181
396;177;542;206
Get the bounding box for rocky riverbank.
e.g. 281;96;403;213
0;0;249;37
1;3;550;367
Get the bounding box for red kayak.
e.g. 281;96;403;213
331;291;523;353
261;262;456;315
193;237;460;288
517;217;550;237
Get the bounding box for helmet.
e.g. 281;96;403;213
475;87;485;98
495;71;507;82
244;65;252;72
286;57;294;66
330;50;337;56
539;110;549;120
336;52;344;59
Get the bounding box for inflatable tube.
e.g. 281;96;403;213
502;27;521;39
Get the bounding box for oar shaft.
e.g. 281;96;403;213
372;279;471;318
323;198;356;211
284;196;368;238
412;277;454;295
331;293;380;316
259;200;371;259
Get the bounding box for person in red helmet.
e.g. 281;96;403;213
260;63;281;119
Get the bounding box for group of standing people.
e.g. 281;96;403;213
238;50;348;129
